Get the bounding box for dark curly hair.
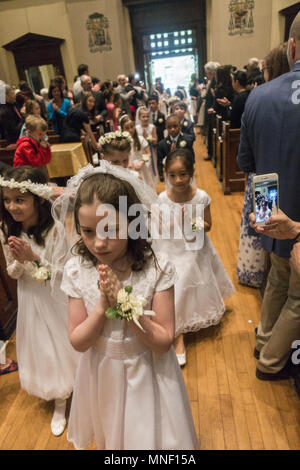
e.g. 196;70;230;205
0;166;54;246
73;172;157;271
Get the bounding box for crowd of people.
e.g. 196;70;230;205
0;11;300;450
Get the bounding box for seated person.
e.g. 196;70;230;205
157;114;195;181
173;101;196;142
13;115;51;169
60;102;98;151
216;70;250;129
0;85;24;144
147;94;166;142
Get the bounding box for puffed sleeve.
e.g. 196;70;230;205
154;254;177;292
61;257;82;298
197;189;211;208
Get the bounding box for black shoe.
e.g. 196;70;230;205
254;327;258;336
159;175;164;182
294;374;300;400
254;348;260;360
256;362;300;381
204;156;212;161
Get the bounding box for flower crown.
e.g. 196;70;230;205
99;131;133;147
0;176;53;200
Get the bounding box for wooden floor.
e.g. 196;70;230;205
1;135;300;450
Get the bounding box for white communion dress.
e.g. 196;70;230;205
157;189;235;336
61;253;199;450
136;123;159;186
0;225;79;401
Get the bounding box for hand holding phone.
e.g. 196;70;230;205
253;173;279;227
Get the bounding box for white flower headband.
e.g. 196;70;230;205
99;131;133;147
0;176;53;200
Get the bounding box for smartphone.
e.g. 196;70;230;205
253;173;279;226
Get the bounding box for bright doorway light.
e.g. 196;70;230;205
150;54;196;95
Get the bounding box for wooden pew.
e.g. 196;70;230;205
0;139;9;148
215;115;223;181
0;146;16;167
0;243;17;339
48;134;60;145
211;112;217;167
222;122;245;195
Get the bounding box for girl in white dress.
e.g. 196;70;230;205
56;162;199;450
135;106;159;185
158;150;235;367
120;115;156;189
0;166;79;436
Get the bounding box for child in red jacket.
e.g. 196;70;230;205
13;115;51;169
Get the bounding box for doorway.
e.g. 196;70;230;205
143;29;198;95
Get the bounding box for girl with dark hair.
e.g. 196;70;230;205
0;166;78;437
56;161;199;450
47;82;72;135
158;149;234;367
214;65;235;120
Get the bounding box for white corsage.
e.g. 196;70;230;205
192;216;205;232
142;154;150;163
31;260;51;283
162;157;167;167
158;118;163;124
105;285;155;332
183;121;188;127
146;135;153;144
179;140;187;148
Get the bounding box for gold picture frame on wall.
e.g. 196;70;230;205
228;0;255;36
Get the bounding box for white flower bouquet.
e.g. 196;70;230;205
192;216;205;232
142;154;150;163
146;135;153;144
105;285;155;332
31;260;51;283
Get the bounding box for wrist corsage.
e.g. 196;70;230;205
105;285;155;332
142;154;150;163
192;216;204;232
31;260;51;283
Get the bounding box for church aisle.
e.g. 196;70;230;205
0;135;299;450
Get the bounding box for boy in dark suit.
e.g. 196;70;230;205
147;94;166;143
157;114;195;181
174;101;196;143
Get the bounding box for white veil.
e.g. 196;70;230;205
135;106;149;128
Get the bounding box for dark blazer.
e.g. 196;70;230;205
181;118;196;142
157;133;195;172
237;61;300;258
152;110;166;143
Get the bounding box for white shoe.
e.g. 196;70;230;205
51;417;66;437
176;352;186;367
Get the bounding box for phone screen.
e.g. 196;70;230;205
254;180;278;223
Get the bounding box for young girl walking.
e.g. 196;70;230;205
158;150;234;366
0;166;79;436
119;115;156;189
135;106;159;185
56;161;199;450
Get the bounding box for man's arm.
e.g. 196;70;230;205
237;112;256;173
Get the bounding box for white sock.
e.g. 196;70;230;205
52;398;66;423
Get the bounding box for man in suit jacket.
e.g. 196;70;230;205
157;114;195;181
148;94;166;142
237;12;300;381
0;85;23;144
